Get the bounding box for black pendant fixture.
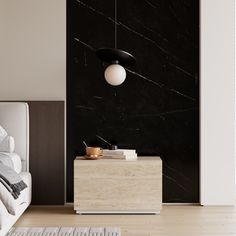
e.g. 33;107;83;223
96;0;136;86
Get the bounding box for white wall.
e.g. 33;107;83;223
0;0;66;100
201;0;235;205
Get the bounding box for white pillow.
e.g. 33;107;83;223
0;152;22;173
0;125;7;143
10;153;22;173
0;136;15;153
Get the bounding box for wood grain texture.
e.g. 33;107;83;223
28;101;65;205
16;205;236;236
74;157;162;212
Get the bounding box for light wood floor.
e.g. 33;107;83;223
15;205;236;236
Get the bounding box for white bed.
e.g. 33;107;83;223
0;102;31;236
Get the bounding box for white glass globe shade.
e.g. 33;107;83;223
104;64;126;86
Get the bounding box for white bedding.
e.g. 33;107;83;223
0;103;31;236
0;152;22;173
0;172;31;215
0;199;9;229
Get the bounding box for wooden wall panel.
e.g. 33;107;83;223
28;101;64;205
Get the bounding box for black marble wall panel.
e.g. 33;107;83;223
67;0;199;202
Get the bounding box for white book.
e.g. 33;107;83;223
102;155;126;159
125;153;138;161
102;153;137;160
103;149;136;155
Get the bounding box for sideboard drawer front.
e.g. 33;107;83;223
74;157;162;212
74;177;161;211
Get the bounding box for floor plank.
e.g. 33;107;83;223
15;205;236;236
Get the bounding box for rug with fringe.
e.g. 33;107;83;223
7;227;121;236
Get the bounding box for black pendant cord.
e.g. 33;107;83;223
114;0;117;49
96;0;136;67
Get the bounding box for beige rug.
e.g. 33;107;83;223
7;227;121;236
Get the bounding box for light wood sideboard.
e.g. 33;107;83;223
74;156;162;214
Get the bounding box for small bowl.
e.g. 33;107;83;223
85;147;102;160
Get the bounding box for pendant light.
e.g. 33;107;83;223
96;0;136;86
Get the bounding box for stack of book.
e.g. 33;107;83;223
102;149;137;160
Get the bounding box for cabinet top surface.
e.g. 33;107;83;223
75;156;162;162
